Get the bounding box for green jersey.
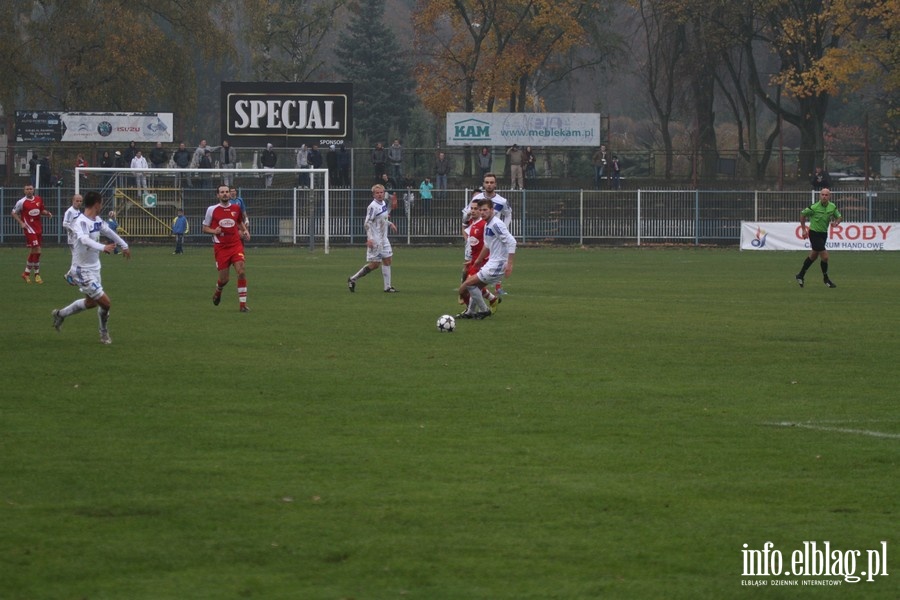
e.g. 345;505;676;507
801;201;841;233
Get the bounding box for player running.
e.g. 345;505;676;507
203;184;251;311
51;191;131;344
796;188;842;288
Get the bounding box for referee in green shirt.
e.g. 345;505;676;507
796;188;842;288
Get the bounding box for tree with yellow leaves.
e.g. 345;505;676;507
413;0;602;116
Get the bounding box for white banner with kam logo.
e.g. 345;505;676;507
741;222;900;251
446;112;601;146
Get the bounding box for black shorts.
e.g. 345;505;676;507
809;230;828;252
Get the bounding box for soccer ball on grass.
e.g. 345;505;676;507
436;314;456;333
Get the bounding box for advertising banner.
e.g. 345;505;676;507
15;111;173;143
446;112;602;147
741;222;900;251
221;82;352;147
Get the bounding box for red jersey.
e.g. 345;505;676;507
203;202;245;247
14;195;46;235
465;218;489;266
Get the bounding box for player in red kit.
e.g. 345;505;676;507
11;184;52;283
202;184;251;311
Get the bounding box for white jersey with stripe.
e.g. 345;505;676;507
63;206;82;247
471;192;511;226
364;198;391;246
483;213;516;264
71;213;129;270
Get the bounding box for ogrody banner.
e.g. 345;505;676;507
741;222;900;251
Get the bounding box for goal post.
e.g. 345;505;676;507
76;166;333;253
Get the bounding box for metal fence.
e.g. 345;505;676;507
3;185;899;248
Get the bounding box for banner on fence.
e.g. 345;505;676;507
446;113;601;147
15;111;173;143
741;222;900;251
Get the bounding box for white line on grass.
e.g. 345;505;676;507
766;421;900;440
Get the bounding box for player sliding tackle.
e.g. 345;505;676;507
457;199;516;320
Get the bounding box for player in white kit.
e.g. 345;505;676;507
347;184;399;293
458;198;516;319
62;193;84;285
51;191;131;344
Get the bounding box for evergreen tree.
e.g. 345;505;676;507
335;0;416;143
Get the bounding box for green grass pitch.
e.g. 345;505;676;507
1;245;898;599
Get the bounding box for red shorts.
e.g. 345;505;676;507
24;232;42;248
214;244;245;271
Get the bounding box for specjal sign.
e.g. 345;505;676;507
221;82;352;147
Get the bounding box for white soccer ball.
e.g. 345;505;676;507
436;314;456;333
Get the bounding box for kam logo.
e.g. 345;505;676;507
451;118;491;142
750;226;767;248
741;541;889;587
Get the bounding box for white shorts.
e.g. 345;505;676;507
74;266;105;300
366;240;393;263
477;259;506;286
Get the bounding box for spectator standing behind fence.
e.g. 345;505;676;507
326;145;339;186
308;145;323;186
100;151;114;193
113;150;126;188
388;139;404;181
296;144;310;187
173;142;192;188
592;144;608;189
507;144;525;190
149;142;168;169
380;172;398;204
123;141;137;165
192;139;209;169
198;150;213;188
216;140;237;187
76;153;89;185
372;142;387;181
149;142;168;187
478;147;493;181
338;145;351;187
810;166;831;191
524;146;537;182
435;151;451;190
172;208;188;254
419;177;433;214
130;150;148;196
39;155;52;188
611;156;621;190
29;154;39;186
260;143;277;188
